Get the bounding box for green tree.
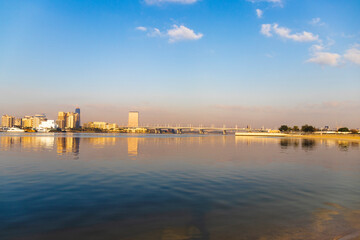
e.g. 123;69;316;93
338;127;350;132
301;124;315;133
279;125;289;132
293;126;300;132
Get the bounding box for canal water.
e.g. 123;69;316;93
0;133;359;239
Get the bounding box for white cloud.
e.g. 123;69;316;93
136;26;147;31
147;28;163;37
272;24;319;42
260;23;319;42
136;24;203;43
344;46;360;65
260;24;272;37
144;0;198;5
307;52;341;66
310;44;325;52
167;25;203;42
256;9;263;18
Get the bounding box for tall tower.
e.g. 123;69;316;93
128;111;139;128
75;108;81;128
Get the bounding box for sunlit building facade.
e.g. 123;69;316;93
14;118;22;127
1;115;15;127
66;112;79;129
83;122;118;130
128;111;139;128
33;114;47;128
56;112;66;129
56;109;80;129
22;116;33;128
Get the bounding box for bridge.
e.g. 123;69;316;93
129;125;248;135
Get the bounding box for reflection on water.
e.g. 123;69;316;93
0;133;359;240
127;138;139;158
0;135;55;151
56;137;80;157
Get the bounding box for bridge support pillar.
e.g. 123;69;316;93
177;129;182;134
155;129;161;134
223;130;227;135
199;129;205;134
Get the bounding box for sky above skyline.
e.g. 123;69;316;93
0;0;359;128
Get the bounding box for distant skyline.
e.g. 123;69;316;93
0;0;359;128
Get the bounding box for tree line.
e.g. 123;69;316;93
278;125;359;134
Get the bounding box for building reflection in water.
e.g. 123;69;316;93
87;137;116;148
235;136;280;145
127;137;139;158
0;135;54;151
234;136;360;152
0;135;359;159
56;137;80;158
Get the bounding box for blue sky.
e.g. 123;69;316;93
0;0;359;128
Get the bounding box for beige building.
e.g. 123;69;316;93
20;115;47;128
83;122;118;130
128;111;139;128
2;115;15;127
56;112;66;129
66;112;79;129
56;110;80;129
22;116;33;128
14;118;22;127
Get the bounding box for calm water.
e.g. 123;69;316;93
0;133;360;240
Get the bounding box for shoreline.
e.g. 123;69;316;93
286;134;360;141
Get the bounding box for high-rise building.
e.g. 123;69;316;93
128;111;139;128
56;110;80;129
65;112;79;129
56;112;66;129
75;108;81;128
1;115;15;127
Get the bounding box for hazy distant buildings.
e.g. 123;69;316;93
83;122;118;131
56;108;80;129
128;111;139;128
1;115;15;127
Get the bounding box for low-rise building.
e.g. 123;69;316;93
83;122;119;131
37;120;58;131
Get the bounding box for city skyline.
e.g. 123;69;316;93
0;0;359;128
